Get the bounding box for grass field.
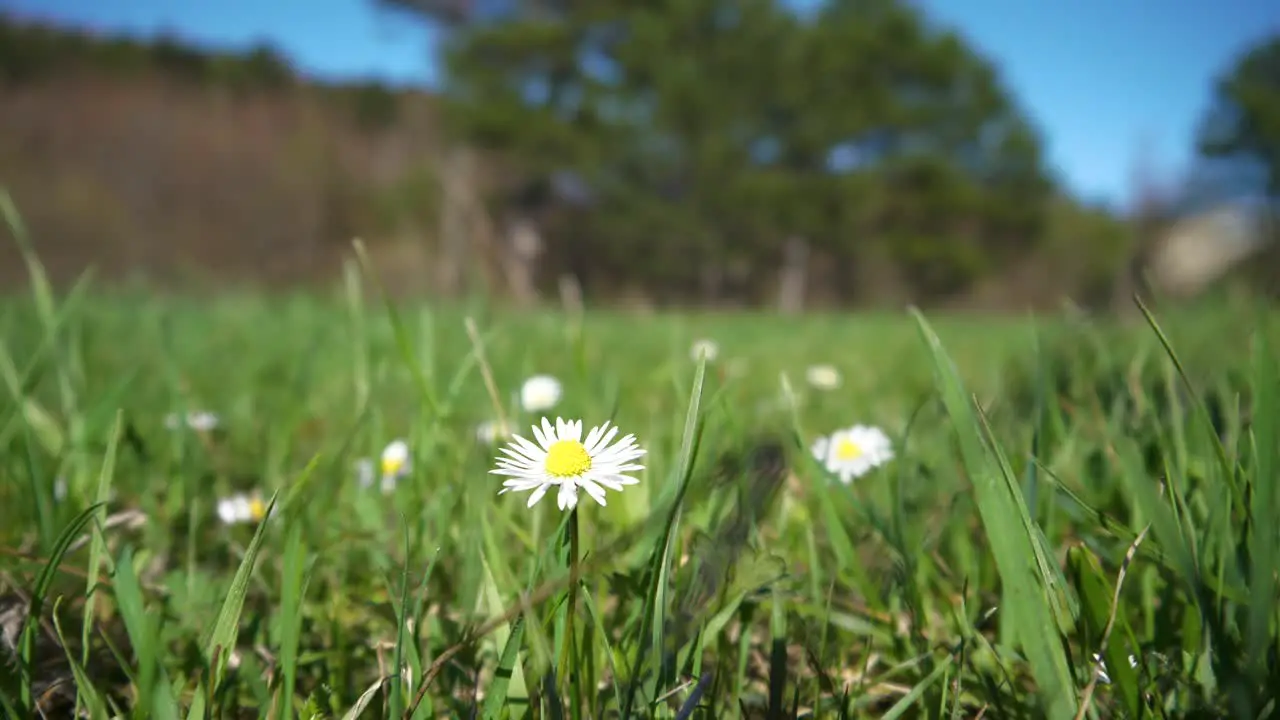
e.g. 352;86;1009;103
3;224;1280;718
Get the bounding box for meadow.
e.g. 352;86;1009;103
2;221;1280;718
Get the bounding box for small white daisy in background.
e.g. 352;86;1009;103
216;491;267;525
520;375;563;413
690;338;719;363
378;439;411;493
53;476;68;502
352;439;411;493
165;410;221;432
811;424;894;483
805;364;841;391
492;417;646;511
475;419;511;445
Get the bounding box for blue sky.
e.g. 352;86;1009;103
3;0;1277;207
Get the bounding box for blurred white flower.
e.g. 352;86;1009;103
216;491;267;525
188;411;221;431
354;458;375;489
353;440;411;493
811;425;894;483
475;419;510;445
53;476;68;502
690;339;719;363
378;439;411;493
520;375;563;413
492;417;645;511
805;365;841;391
1093;652;1139;685
165;411;221;432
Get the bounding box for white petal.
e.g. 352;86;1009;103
539;417;558;445
579;478;608;506
589;472;631;491
588;425;620;455
502;477;546;490
531;422;549;449
584;423;606;452
811;437;829;462
513;432;541;453
557;483;577;510
526;483;551;507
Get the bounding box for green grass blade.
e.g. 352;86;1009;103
111;545;181;719
623;357;707;718
387;522;412;719
1247;328;1278;679
340;678;386;720
16;503;102;712
200;490;279;692
879;655;954;720
78;411;121;716
481;615;527;719
277;520;314;720
911;309;1077;720
51;598;110;720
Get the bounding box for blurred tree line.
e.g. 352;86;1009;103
383;0;1280;307
0;16;404;131
2;6;1277;307
383;0;1135;306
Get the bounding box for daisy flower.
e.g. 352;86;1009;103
520;375;563;413
805;364;841;391
492;417;645;510
165;410;221;432
216;491;267;525
379;439;411;493
475;419;510;445
353;439;411;493
690;338;719;363
811;424;893;483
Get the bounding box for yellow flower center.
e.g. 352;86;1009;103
248;496;266;521
834;438;863;461
381;458;403;477
545;440;592;478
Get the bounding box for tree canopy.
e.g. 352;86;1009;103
1197;35;1280;202
387;0;1066;304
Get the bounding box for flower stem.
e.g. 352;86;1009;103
561;506;582;714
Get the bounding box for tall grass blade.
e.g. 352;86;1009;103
200;490;279;692
1247;329;1278;681
16;503;101;713
622;357;707;718
51;599;110;720
78;411;121;717
481;616;526;719
277;520;314;720
910;309;1077;720
112;545;181;720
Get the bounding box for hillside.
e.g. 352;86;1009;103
0;14;460;294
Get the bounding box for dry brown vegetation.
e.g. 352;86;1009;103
1;65;450;294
